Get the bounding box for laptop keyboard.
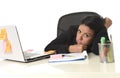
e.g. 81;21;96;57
24;52;36;57
22;52;50;62
23;52;48;59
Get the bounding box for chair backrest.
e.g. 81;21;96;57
57;11;102;36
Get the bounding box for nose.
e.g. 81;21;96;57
78;34;83;40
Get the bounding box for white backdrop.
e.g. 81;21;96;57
0;0;120;71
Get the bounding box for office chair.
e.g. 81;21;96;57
57;11;102;36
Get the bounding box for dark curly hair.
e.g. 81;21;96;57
81;15;106;36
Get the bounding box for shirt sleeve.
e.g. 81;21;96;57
44;26;78;54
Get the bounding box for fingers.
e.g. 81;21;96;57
68;44;85;53
44;50;56;54
104;17;112;28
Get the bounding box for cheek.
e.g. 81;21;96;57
83;38;93;45
76;34;78;40
76;35;78;41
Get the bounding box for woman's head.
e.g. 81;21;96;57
76;16;105;47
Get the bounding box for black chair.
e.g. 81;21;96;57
57;11;102;36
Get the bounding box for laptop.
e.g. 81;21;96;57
0;25;50;63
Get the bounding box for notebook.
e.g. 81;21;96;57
49;50;88;63
0;25;50;63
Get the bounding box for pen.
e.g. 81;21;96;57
100;37;105;45
62;54;74;57
100;37;107;62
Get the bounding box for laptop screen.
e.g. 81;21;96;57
0;25;25;62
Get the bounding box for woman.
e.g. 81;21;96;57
44;16;110;55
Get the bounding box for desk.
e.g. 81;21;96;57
0;53;120;78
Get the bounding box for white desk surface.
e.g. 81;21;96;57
0;53;120;78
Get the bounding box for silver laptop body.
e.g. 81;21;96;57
0;25;50;63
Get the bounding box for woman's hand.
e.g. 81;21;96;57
44;50;56;54
68;44;87;53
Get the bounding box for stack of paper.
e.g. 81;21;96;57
49;50;87;63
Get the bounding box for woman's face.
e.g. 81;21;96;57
76;24;94;46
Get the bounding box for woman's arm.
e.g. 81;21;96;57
68;44;87;53
44;26;78;54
